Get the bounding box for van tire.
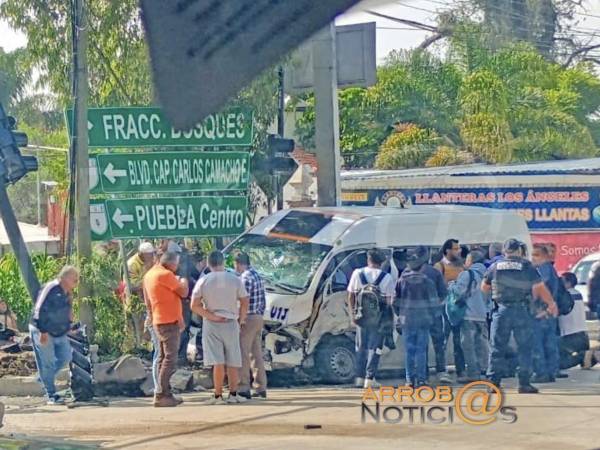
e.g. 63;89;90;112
315;335;356;384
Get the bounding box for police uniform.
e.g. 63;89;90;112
484;253;541;387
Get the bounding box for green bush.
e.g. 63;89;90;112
0;251;130;357
0;253;64;328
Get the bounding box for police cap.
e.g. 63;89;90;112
503;238;522;254
407;246;429;269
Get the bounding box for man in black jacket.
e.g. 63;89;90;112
415;246;451;384
29;266;79;405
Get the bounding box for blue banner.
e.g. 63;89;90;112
341;187;600;230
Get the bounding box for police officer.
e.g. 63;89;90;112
482;239;558;394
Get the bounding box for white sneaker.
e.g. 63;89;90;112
363;378;380;389
46;395;65;406
438;372;453;385
227;393;247;404
206;395;226;405
354;377;365;388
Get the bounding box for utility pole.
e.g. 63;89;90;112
74;0;93;331
312;23;342;207
276;66;285;211
0;184;40;301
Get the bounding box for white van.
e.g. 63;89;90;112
225;205;531;383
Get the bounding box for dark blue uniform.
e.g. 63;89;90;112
484;257;541;386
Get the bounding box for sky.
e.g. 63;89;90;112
1;1;599;62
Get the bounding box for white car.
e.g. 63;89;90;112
572;252;599;319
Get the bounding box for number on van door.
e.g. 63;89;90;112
270;306;289;322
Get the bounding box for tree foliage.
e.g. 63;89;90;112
1;0;280;199
296;26;600;169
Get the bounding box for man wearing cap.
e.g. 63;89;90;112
127;242;156;346
395;248;438;387
482;238;558;394
128;242;156;296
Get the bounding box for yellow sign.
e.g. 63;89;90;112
341;191;368;202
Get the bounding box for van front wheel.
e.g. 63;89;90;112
315;335;356;384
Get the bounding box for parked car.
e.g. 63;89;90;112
572;252;600;320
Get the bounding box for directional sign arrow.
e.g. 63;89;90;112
112;208;134;229
103;162;128;184
87;120;93;131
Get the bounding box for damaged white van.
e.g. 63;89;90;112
225;205;531;383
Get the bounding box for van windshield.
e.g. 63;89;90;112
227;234;332;294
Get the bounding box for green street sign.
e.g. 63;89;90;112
90;196;247;240
66;106;253;148
91;151;250;194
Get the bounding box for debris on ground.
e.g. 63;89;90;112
0;351;37;378
170;369;193;392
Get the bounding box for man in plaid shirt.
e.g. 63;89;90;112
234;252;267;399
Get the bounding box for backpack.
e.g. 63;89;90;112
555;280;575;316
445;270;475;327
354;270;387;329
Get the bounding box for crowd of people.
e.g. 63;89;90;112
24;234;599;406
136;241;268;407
348;238;591;394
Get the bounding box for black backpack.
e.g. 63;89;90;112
555;280;575;316
354;270;387;329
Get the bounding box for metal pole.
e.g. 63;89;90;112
74;0;93;331
36;149;41;226
312;23;342;207
276;66;285;211
0;182;41;300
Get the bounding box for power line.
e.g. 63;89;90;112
369;2;600;60
416;0;600;38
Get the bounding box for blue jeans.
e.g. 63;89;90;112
428;311;446;373
443;310;465;375
533;318;559;378
404;327;429;384
461;320;489;378
29;325;72;398
355;326;383;380
487;304;534;386
147;324;160;390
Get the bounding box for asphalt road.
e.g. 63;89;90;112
1;367;600;449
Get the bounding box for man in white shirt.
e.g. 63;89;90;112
347;249;395;388
191;251;249;405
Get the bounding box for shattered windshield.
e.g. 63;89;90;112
227;234;332;293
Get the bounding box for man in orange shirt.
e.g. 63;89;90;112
143;251;188;407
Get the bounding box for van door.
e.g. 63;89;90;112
306;249;369;355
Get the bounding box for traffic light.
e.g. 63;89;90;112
267;134;297;176
0;103;37;184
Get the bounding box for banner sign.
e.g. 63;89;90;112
90;196;247;240
341;187;600;230
91;151;250;194
66;106;254;148
531;232;600;273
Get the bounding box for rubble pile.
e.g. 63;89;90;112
0;351;37;378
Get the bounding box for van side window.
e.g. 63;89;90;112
330;251;368;293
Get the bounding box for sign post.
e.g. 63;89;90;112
66;107;254;148
91;196;247;240
91;151;250;194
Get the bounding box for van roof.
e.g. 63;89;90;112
248;205;531;249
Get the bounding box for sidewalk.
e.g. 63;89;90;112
2;368;599;449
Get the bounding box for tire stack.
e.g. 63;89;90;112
68;323;94;402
